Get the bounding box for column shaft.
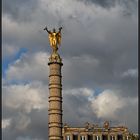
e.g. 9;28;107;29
48;62;63;140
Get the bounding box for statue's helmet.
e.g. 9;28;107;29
53;28;56;32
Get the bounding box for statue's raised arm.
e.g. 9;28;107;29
58;27;62;32
44;26;51;33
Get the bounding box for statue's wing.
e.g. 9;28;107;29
56;32;61;46
48;33;53;47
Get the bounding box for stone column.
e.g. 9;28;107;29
71;134;73;140
111;136;113;140
67;135;70;140
108;135;110;140
78;134;80;140
122;135;125;140
85;135;88;140
97;135;99;140
126;136;129;140
115;135;117;140
63;135;66;140
48;54;63;140
93;135;96;140
100;135;102;140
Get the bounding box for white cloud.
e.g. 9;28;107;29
2;14;39;42
91;89;138;120
16;136;44;140
6;52;49;82
64;87;94;99
5;51;99;87
15;113;31;131
2;119;11;129
2;81;48;113
2;44;19;59
2;78;6;85
122;69;138;78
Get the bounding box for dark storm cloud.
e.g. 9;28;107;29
3;109;48;140
60;12;138;97
63;92;98;126
118;75;138;97
116;102;138;133
2;82;48;140
77;0;138;14
62;24;138;96
3;0;39;22
77;0;116;8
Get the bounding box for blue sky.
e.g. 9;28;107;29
2;48;28;78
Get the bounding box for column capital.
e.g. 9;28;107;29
48;52;63;65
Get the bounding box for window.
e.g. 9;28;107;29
88;135;93;140
110;136;115;140
66;135;70;140
81;136;85;140
96;136;100;140
102;135;108;140
73;135;78;140
126;136;129;140
117;135;123;140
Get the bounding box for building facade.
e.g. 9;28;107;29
62;121;131;140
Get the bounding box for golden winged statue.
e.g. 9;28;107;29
44;26;62;54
